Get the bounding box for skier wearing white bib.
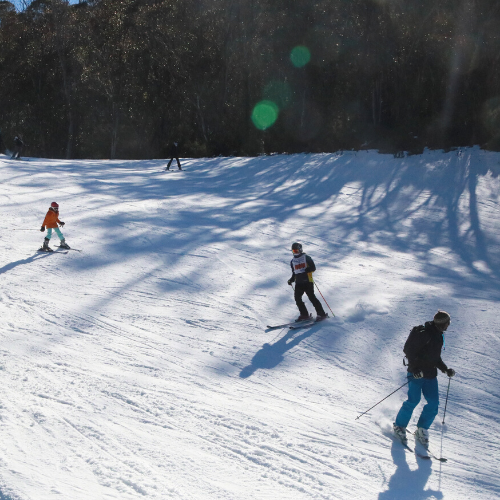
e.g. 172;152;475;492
287;242;328;322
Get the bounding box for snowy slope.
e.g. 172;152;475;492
0;149;499;500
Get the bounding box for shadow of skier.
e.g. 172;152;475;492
0;252;57;275
239;328;314;378
378;440;443;500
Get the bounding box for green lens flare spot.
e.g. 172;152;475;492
251;101;279;130
290;46;311;68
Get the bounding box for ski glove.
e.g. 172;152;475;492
59;221;65;226
446;368;455;377
40;226;45;232
412;371;424;379
287;278;294;286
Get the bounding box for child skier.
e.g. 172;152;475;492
287;242;328;322
39;202;70;251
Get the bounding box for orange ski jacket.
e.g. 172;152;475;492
42;209;61;229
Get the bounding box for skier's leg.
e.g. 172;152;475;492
416;378;439;429
395;376;423;428
304;283;326;315
54;228;64;241
46;228;53;240
176;157;182;169
167;158;173;169
294;283;309;317
54;227;70;248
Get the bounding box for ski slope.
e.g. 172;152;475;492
0;148;499;500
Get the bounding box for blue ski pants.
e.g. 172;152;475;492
395;374;439;430
46;227;64;241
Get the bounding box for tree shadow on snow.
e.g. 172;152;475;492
239;328;314;378
378;440;443;500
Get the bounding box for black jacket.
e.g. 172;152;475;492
289;253;316;284
404;321;448;379
170;143;179;157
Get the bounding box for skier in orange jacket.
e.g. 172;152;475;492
40;202;70;251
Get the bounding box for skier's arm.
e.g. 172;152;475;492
436;357;448;373
288;261;296;284
305;255;316;274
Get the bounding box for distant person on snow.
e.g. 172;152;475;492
166;142;182;170
287;242;328;322
11;135;24;159
393;311;455;447
40;202;70;251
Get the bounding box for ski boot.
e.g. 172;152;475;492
40;237;53;252
316;313;329;322
59;239;71;250
415;427;429;447
393;424;407;443
295;313;312;322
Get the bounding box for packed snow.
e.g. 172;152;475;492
0;148;499;500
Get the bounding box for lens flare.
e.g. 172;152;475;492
251;101;279;130
290;46;311;68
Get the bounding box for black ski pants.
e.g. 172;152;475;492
167;156;181;169
294;282;325;316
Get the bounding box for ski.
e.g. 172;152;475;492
288;316;329;330
266;315;313;330
425;449;447;462
37;249;68;254
391;434;430;460
288;320;316;330
56;246;82;252
411;430;447;462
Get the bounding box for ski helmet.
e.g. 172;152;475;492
291;242;303;254
51;202;59;209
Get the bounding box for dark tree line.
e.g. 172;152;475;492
1;0;500;159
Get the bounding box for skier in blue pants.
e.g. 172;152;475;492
393;311;455;447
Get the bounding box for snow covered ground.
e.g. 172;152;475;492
0;148;499;500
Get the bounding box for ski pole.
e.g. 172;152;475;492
355;380;410;420
442;377;451;424
314;281;335;317
12;229;40;231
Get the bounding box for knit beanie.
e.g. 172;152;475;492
434;310;451;325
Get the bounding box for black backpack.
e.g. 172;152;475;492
403;325;426;366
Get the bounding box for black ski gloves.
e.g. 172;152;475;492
287;278;294;286
40;225;45;232
59;221;65;226
446;368;455;377
412;371;424;379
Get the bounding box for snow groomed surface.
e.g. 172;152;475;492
0;148;499;499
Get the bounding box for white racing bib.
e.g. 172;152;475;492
292;254;307;274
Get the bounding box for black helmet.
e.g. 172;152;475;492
291;242;303;254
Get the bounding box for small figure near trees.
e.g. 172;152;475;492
166;142;182;171
11;135;24;159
